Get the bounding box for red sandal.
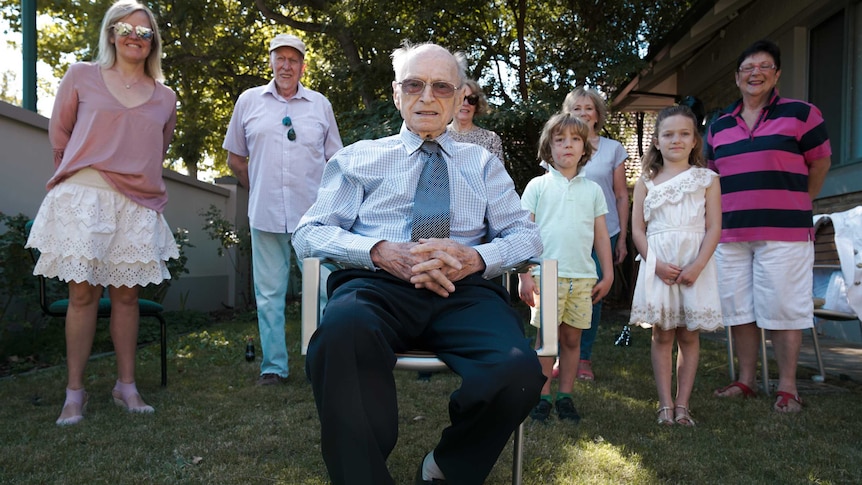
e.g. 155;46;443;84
773;391;803;413
713;381;756;398
577;360;594;381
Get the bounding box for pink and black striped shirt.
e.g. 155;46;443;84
706;90;831;242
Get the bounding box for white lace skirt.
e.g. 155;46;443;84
26;168;179;287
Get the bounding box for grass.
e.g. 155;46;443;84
0;301;860;484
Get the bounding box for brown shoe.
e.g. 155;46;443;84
256;373;287;386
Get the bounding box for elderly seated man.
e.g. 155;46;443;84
292;41;545;485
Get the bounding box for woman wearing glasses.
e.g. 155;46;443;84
26;0;178;425
447;79;505;162
707;40;831;413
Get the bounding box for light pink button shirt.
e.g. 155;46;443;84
223;81;342;233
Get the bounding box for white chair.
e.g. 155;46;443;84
301;257;558;485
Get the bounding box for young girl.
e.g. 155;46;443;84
519;112;613;422
629;105;722;427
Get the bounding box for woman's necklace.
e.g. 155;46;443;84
112;68;144;89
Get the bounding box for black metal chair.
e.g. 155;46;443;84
301;257;558;485
25;220;168;386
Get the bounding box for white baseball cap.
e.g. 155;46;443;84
269;34;306;57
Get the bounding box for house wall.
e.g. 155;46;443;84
0;101;251;313
620;0;862;341
673;0;862;209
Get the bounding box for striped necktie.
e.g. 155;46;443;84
411;140;450;241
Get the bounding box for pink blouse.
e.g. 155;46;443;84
48;62;177;213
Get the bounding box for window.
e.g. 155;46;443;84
809;10;845;164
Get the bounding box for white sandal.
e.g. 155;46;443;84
674;405;696;427
656;406;674;426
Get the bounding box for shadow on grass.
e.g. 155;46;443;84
0;302;860;484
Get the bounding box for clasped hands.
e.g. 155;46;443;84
370;238;484;297
655;260;700;287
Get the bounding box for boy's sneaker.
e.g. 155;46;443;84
555;397;581;422
529;400;552;422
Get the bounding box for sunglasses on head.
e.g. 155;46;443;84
112;22;154;41
398;79;458;98
282;116;297;141
464;94;479;106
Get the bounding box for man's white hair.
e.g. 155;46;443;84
391;41;466;85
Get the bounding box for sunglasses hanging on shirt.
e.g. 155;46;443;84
282;116;297;141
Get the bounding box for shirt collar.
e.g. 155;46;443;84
726;88;781;117
398;122;454;157
263;80;308;102
547;164;585;181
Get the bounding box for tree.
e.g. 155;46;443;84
0;70;21;105
1;0;691;188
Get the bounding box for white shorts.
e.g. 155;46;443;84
715;241;813;330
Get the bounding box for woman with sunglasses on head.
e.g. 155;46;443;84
26;0;178;425
447;79;505;162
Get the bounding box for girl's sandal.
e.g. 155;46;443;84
656;406;675;426
674;405;696;427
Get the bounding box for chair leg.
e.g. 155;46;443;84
155;313;167;387
725;326;735;381
810;326;826;381
759;328;770;396
512;421;524;485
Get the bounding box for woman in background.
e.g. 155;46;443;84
447;79;505;162
560;86;630;381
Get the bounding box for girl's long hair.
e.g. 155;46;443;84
641;105;705;180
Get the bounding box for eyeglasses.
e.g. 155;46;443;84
282;116;297;141
398;79;459;98
111;22;154;41
464;94;479;106
738;63;777;73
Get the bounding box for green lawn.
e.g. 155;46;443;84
0;302;859;484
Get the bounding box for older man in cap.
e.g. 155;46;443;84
223;34;343;386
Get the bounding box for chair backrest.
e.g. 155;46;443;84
23;220;60;317
812;216;860;322
814;218;840;266
300;258;559;358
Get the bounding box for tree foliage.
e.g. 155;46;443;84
1;0;691;188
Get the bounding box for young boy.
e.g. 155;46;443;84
519;112;614;422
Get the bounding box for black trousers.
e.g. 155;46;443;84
306;269;545;485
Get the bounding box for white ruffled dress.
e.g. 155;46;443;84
629;167;722;331
26;168;179;287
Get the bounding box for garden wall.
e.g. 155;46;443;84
0;101;250;313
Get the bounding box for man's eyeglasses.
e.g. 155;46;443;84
111;22;154;41
282;116;297;141
398;79;458;98
464;94;479;106
738;63;777;74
